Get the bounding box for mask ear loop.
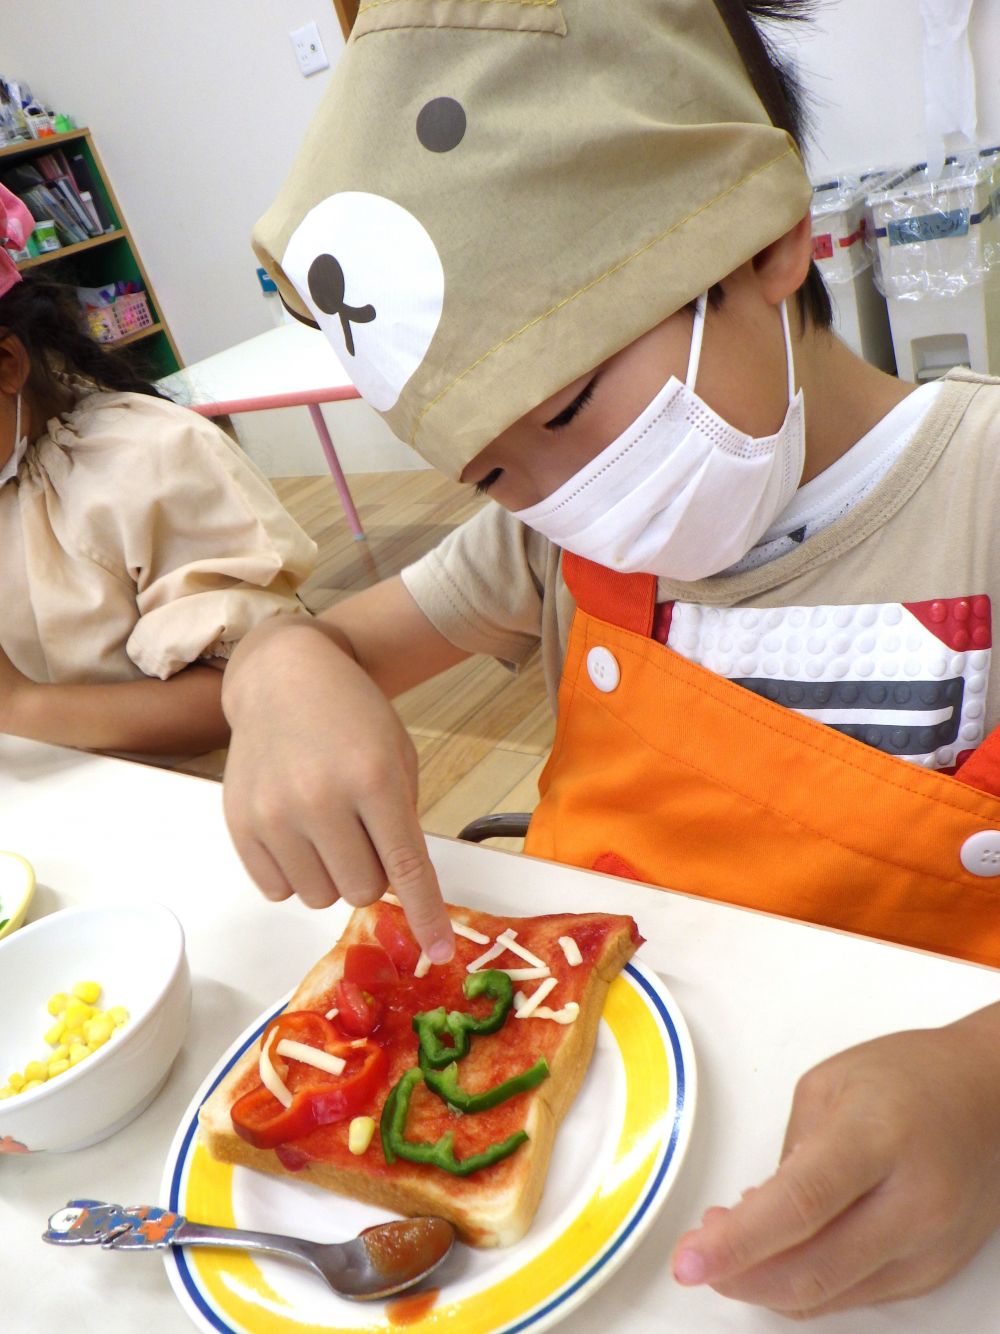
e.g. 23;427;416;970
684;293;708;392
14;390;22;449
779;300;797;402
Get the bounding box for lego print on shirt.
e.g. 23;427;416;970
656;596;991;771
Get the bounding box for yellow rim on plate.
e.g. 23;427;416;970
163;961;695;1334
0;851;36;941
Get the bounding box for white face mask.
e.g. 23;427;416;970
0;392;28;489
513;294;806;581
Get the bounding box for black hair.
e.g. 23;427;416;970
709;0;833;331
0;271;168;403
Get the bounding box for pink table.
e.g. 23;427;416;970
159;323;366;539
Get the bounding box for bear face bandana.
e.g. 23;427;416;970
253;0;812;479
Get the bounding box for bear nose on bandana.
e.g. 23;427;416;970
306;253;376;358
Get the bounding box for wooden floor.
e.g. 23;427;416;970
272;472;554;850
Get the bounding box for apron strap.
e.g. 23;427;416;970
562;552;656;635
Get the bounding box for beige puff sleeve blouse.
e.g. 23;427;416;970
1;389;317;685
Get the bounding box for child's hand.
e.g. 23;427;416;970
222;615;456;963
671;1002;1000;1316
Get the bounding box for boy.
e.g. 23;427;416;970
222;0;1000;1316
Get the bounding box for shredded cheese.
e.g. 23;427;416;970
500;966;550;981
414;951;432;978
532;1002;580;1025
324;1006;339;1020
558;935;583;967
496;929;548;970
451;919;491;945
349;1038;369;1048
275;1038;346;1076
514;977;558;1018
466;940;505;973
259;1029;293;1108
383;892;401;906
514;989;580;1024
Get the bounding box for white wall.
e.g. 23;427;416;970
771;0;1000;178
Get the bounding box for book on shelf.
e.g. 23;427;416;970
67;152;115;232
1;149;107;247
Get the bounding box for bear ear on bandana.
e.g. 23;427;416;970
254;0;813;480
0;183;35;300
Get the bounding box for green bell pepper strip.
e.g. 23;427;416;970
380;1067;529;1176
460;969;514;1035
411;969;515;1068
410;1006;471;1068
421;1053;550;1114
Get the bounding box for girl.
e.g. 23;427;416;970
221;0;1000;1316
0;184;315;774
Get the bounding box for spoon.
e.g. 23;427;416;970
42;1200;455;1301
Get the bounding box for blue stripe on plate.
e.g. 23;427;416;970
166;963;686;1334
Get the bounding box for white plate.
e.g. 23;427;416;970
161;960;696;1334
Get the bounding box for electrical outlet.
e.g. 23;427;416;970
289;22;330;77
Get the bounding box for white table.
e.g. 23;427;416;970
158;323;366;539
3;734;1000;1333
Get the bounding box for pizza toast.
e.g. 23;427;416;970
199;897;641;1247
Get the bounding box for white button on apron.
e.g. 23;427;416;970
587;646;621;693
960;830;1000;877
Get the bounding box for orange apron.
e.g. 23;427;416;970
523;553;1000;968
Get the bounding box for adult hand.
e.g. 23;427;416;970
671;1003;1000;1317
222;618;454;963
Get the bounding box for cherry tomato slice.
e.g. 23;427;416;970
374;905;422;974
334;978;382;1036
344;942;399;992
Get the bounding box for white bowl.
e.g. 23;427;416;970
0;903;190;1153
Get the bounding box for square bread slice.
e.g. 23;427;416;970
199;898;641;1246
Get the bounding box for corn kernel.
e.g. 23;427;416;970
47;992;68;1016
107;1006;129;1027
21;1079;43;1091
85;1016;114;1048
44;1019;66;1046
348;1115;376;1155
7;1071;25;1091
50;1043;70;1063
23;1060;48;1083
68;1043;90;1066
62;999;92;1030
47;1058;70;1078
0;1087;14;1099
72;981;102;1005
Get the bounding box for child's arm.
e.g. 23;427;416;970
671;1001;1000;1314
0;651;229;755
221;574;472;962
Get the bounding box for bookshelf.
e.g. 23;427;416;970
0;128;180;378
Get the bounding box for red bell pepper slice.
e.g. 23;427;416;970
230;1011;388;1150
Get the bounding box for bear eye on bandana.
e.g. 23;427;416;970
512;294;806;582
